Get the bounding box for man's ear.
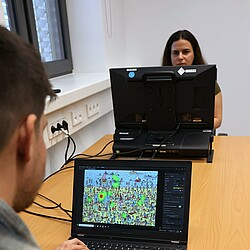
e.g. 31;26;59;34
17;114;37;162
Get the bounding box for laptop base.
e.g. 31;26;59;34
73;236;186;250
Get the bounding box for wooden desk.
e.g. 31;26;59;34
20;135;250;250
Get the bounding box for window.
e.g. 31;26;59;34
1;0;72;78
1;0;11;29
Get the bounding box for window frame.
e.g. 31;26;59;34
3;0;73;78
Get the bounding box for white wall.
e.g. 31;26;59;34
66;0;127;72
103;0;127;69
123;0;250;135
66;0;106;72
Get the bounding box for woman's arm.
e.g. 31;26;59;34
214;92;223;129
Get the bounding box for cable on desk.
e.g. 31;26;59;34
33;201;61;209
37;193;72;218
69;139;114;161
23;192;73;222
23;210;72;222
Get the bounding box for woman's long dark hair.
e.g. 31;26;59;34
162;30;206;66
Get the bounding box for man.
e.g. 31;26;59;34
0;26;88;250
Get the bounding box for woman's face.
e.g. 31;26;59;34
171;39;194;66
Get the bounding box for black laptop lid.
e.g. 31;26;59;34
71;159;192;244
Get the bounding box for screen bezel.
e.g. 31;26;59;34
110;65;216;132
71;159;192;243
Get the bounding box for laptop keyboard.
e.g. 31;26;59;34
85;240;185;250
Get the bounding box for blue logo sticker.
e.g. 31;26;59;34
128;71;135;78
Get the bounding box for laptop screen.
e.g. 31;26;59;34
72;159;192;243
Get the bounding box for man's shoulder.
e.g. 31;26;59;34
0;233;40;250
0;199;40;250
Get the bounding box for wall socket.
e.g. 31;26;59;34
86;100;99;118
71;109;83;126
47;117;66;139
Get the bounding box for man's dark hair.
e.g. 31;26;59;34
0;26;56;151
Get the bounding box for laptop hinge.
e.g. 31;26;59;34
171;240;180;244
77;234;112;240
171;240;187;245
77;235;186;245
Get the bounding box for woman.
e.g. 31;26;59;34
162;30;222;129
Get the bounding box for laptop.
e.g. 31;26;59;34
71;159;192;249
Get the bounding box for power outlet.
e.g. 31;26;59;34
47;117;66;139
71;109;83;126
86;100;99;118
